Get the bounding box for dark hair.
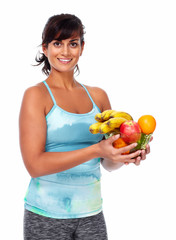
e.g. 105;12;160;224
35;14;85;75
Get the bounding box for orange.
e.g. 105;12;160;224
138;115;156;134
113;137;129;155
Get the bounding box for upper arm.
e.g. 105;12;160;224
19;86;47;175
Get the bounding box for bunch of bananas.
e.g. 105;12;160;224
89;110;133;135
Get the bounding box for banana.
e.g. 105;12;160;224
95;110;117;122
110;111;133;121
99;121;115;134
101;110;117;121
106;117;127;129
94;113;103;122
89;122;102;134
91;110;133;134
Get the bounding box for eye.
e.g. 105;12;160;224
53;41;61;47
70;42;78;48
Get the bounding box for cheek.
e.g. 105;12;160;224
47;51;60;65
48;48;59;58
72;48;82;57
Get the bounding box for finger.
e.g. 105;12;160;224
141;150;146;160
134;156;141;166
118;142;138;154
150;136;153;142
109;134;120;144
123;150;141;160
145;144;150;154
123;158;136;163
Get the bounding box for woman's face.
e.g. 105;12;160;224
43;36;84;74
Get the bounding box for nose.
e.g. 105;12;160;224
61;44;70;56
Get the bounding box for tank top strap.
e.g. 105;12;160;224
43;81;57;105
79;83;96;107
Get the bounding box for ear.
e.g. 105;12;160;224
80;41;85;56
42;44;48;57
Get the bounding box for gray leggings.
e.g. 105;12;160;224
24;209;108;240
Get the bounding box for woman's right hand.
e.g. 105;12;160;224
98;134;141;165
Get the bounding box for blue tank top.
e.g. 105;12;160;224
24;81;104;219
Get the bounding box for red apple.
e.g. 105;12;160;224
120;120;141;144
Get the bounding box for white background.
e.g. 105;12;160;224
1;0;176;239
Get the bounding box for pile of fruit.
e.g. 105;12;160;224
89;110;156;152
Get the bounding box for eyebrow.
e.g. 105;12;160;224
69;39;79;42
54;38;80;43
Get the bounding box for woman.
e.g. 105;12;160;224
19;14;150;240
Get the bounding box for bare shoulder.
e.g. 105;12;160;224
23;82;46;99
20;82;48;115
84;85;108;100
84;85;111;111
23;81;49;103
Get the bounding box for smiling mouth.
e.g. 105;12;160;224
58;58;72;64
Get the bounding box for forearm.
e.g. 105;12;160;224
101;158;124;172
25;144;99;178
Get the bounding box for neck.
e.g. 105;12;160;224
46;68;78;90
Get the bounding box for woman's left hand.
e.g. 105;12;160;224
133;144;150;165
125;136;153;166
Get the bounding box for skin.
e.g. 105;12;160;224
19;35;151;178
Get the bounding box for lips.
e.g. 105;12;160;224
58;58;72;64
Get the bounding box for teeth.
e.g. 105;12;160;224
58;58;71;62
